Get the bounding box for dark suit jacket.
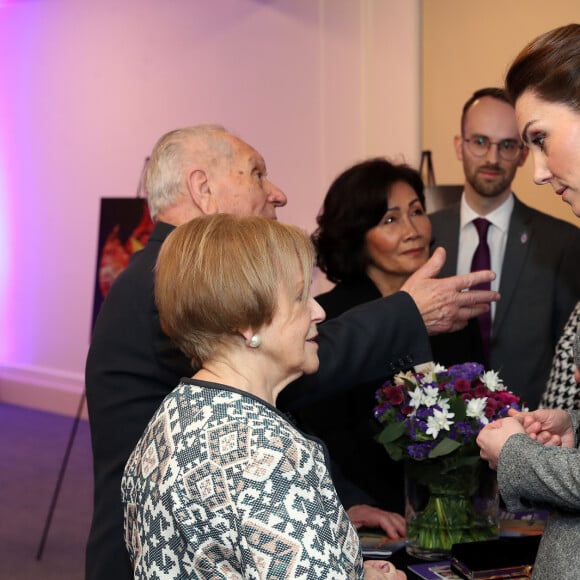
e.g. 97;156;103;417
85;222;432;580
292;275;482;513
430;196;580;409
292;276;407;513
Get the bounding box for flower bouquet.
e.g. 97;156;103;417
374;362;524;560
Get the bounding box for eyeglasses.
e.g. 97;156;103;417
462;135;524;161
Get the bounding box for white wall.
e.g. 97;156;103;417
0;0;421;416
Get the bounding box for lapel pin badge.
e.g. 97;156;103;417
520;232;528;244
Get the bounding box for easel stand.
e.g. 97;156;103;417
419;150;436;186
36;157;150;560
36;390;86;560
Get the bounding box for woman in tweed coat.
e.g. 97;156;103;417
477;24;580;580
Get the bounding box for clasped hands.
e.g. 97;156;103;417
401;247;500;335
477;407;576;470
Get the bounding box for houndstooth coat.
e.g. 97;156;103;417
540;302;580;410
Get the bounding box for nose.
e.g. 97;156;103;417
267;179;288;207
531;152;553;185
310;297;326;324
403;217;421;239
485;143;500;164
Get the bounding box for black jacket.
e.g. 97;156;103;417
85;222;432;579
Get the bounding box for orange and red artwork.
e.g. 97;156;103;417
91;198;154;330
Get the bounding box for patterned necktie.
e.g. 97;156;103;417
471;218;491;365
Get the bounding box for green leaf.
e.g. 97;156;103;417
453;454;481;468
449;397;467;422
383;442;403;461
377;421;406;443
428;437;462;459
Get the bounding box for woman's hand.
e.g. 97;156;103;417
507;407;574;447
363;560;406;579
347;504;405;539
476;417;525;470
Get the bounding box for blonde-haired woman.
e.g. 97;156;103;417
122;214;405;579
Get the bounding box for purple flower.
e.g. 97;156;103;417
373;403;388;419
415;407;432;421
448;362;485;381
455;421;478;439
408;443;432;459
373;362;523;463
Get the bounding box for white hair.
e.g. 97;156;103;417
144;124;232;220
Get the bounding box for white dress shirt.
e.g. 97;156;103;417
457;193;514;319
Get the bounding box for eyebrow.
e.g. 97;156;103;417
249;154;266;169
521;121;535;144
471;132;520;141
386;198;422;212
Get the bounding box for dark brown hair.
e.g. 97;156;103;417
313;158;425;283
505;23;580;112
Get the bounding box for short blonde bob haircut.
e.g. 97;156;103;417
155;214;315;367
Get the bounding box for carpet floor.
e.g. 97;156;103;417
0;402;93;580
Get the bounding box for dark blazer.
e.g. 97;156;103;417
430;196;580;409
293;275;481;514
293;276;407;514
85;222;432;580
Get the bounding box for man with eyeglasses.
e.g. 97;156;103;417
430;87;580;409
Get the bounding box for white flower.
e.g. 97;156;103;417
466;397;489;424
408;386;424;409
394;371;418;386
480;370;506;392
437;398;451;413
420;363;447;385
422;386;440;407
426;408;455;439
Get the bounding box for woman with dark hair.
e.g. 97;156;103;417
506;22;580;412
296;158;431;534
477;23;580;579
314;158;429;306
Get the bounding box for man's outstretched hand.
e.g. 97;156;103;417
401;247;500;335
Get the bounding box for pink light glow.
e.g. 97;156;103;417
0;138;11;360
0;0;39;363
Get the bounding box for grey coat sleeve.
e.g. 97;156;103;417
497;427;580;513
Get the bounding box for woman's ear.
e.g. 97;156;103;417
239;328;254;344
239;328;262;348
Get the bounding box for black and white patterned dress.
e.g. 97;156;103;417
540;302;580;410
122;378;363;579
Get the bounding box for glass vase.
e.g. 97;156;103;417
405;457;499;560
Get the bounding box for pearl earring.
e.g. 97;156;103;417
249;334;262;348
